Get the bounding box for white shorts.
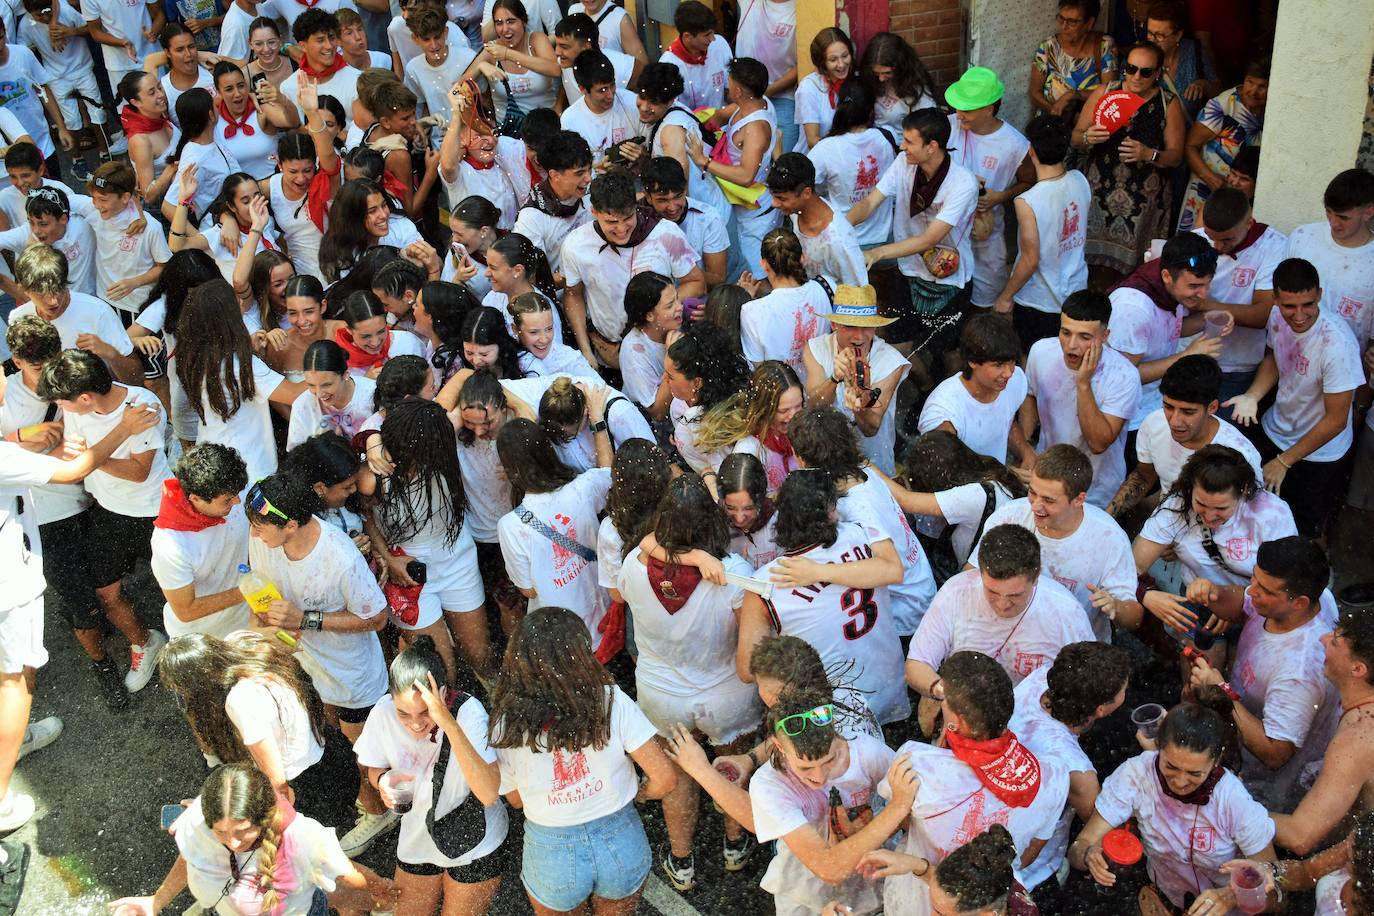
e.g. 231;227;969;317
394;536;486;631
635;676;762;746
52;71;108;129
0;596;49;673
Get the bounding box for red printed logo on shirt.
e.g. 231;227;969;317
1232;267;1255;288
117;235;138;253
1189;825;1217;853
1224;537;1251;562
1238;659;1256;691
981;155;998;170
550;515;580;573
551;747;591;790
1338;296;1364;319
856;155;880;196
1294;353;1310;375
1012;651;1047;677
1060;202;1080;241
1051;573;1081;594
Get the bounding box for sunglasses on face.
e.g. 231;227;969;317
774;704;834;737
1124;64;1158;78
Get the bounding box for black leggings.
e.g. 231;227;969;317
290;726;361;830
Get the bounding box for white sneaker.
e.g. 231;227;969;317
124;630;167;692
107;132;129;156
338;810;399;856
17;717;61;762
0;792;35;833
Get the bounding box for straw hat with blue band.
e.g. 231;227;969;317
944;66;1005;111
823;284;896;327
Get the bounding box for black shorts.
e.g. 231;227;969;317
85;503;154;589
1255;427;1353;539
1012;304;1062;356
117;307;168;380
335;702;375;725
38;511;101;629
291;726;361;830
475;540;524;612
398;845;505;884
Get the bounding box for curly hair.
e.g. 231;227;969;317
787;405;865;480
934;824;1016;913
654;474;732;560
1044;641;1131;729
765;685;837;769
606;438;670;547
774;468;839;550
372;354;432;414
666;321;750;410
940;650;1014;739
1163;444;1260;524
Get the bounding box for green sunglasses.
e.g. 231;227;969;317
774;704;834;737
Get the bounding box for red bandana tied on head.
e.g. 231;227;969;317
300;50;348;81
219;96;257;138
668;37;707;66
120;104;171;138
154;478;225;532
646;557;703;613
945;729;1042;808
335;325;390;370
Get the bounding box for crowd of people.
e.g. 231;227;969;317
0;0;1371;913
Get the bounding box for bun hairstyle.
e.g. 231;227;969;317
389;634;449;695
1158;688;1240;771
373;354;432;414
759;228;807;283
933;824;1016;913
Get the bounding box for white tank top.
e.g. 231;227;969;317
151;124;181;174
499;35;559;112
725;105;775;185
215;109;277;180
270;173;323;281
652;107;728;220
162;69;214;127
1014;170;1091;314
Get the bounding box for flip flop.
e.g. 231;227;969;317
0;840;30;916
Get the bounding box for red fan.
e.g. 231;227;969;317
1093;90;1145;131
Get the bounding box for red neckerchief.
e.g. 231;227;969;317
295;0;320;7
763;428;794;474
381;169;410;200
1110;258;1178;313
120;104;171;138
1225;221;1268;259
306;158;340;233
668;37;707;66
909;152;951;218
646;556;703;613
826;75;847;108
1154;755;1225;806
524;154;542;188
299;50;347;81
464;153;496;171
219;97;256;138
238;223;274;250
153;478;225;532
335;325;390;369
596;211;659;253
945;729;1042;808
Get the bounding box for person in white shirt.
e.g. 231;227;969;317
944;67;1031;312
1184;536;1341;813
37;348;170;694
150;444;252;640
808;80;895;250
879;650;1070;916
1192;187;1289;414
995;114;1091;350
83;0;163;88
402;6;478;129
633;63;730;220
969;445;1142;642
489;607;676;913
567;0;646;64
859;31;937;142
511;129;593;277
561;169;703;370
793;27;853;153
1069;697;1278;913
766;152;867;287
659;1;729;110
285;340;379;450
919;313;1036;469
740;228;832;384
1227;257;1365;539
616;271;681;412
639;155;729;288
85;161;172;319
907;524;1095;699
1022;291;1141;507
553;13;637;105
279;10;362;123
1108;355;1263;519
16;0;103;155
1108;232;1226;433
0;186;97;297
388;1;471;81
1285;168;1374;347
560;50;640;166
509;291;594;379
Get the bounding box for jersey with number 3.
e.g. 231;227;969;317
756;521;910;725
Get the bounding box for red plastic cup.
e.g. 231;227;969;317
1230;863;1268;913
1101;828;1143;885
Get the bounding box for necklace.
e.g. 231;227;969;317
259;54;285;74
1342;695;1374;721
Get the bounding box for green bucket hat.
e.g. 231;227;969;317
945;66;1005;111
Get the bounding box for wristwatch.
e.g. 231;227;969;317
302;610;325;631
590;419;608;433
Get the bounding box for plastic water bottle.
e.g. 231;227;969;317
238;565;297;647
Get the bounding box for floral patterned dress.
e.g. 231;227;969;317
1085;83;1176;274
1176;87;1264;232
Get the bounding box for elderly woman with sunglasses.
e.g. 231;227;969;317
1073;40;1186;279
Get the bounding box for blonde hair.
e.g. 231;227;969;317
14;244;68;295
507;291;552;332
693;360;802;453
355;67;400;115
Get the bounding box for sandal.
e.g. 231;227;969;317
0;841;30;915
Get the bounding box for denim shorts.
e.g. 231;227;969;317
521;802;651;911
307;887;328;915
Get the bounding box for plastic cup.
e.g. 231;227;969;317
1230;862;1268;913
1203;310;1229;338
380;771;415;814
1101;827;1143;886
1131;703;1166;740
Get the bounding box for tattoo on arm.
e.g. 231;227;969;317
1108;470;1151;517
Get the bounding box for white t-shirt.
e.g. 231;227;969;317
150;504;253;639
286;375;377;451
730;514;779;569
874;89;936;139
0;45;54;157
1009;667;1094;890
740;281;831;383
223;675;324;779
496;467;611;646
9;293;134;357
163;68;215;130
215;1;253;61
175;797;353;915
404;45;479;124
807;334;909;476
18;5;91;85
1140;488;1298;587
0;443;61;612
559;47;636;105
756;521;910;724
1094;752;1275;909
519;343;598;379
1013;170;1091;313
947;118;1030;304
791;208;867;287
174;140;241;220
495;684;657;826
876;154;979;285
456;437;509;544
354;693;508;867
1135;408;1264;494
63;385;168;517
258;0;356;32
1107;287;1184;429
1025;337;1141;507
1194;224;1286;372
617;327;665;406
0;218;97;296
1260;310;1364;462
734;0;795;102
512;201;591;276
838;474;936;635
931;480;1016;565
269;173;323;282
918;367;1029;464
83;0;156;76
90;204;173;314
618;549;750;698
247;522;389;709
388;17;470;77
810;129;895;247
0;375;88;524
668;200;730;262
659;36;731;110
499;375;651;470
440;136;526;228
595;517;624;594
908;569;1094;684
969;500;1136;642
559;88;639;165
568;0;628;50
561;217;697;341
1231;592;1340;813
792;71;837;153
194;356;286;491
1287;221;1374;347
280;64;362;125
751;732;894;915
